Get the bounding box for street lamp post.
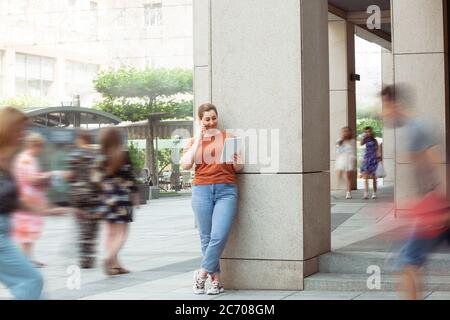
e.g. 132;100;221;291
172;135;182;192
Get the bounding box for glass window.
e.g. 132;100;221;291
15;78;27;96
14;53;55;98
15;53;27;78
27;79;41;97
87;64;99;76
65;60;99;101
41;58;55;81
66;61;99;84
41;81;52;97
75;65;84;83
118;9;126;26
27;55;41;80
89;1;99;33
144;3;162;27
65;62;73;83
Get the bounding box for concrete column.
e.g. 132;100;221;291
328;19;357;191
392;0;449;207
381;48;395;184
193;0;211;107
4;49;15;98
194;0;330;290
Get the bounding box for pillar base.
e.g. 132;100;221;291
220;257;318;290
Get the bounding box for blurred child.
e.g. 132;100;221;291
12;133;52;267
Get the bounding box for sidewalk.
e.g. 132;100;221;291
1;188;448;300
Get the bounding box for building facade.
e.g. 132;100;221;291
0;0;193;107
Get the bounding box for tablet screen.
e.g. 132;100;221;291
220;137;242;163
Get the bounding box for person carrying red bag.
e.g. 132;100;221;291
381;84;450;300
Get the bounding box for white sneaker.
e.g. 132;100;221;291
372;193;377;199
193;270;207;295
363;193;369;200
207;281;225;295
346;192;352;199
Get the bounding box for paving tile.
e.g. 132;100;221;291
222;290;296;296
425;292;450;300
353;292;402;300
214;294;287;301
143;293;218;300
283;291;360;300
331;206;364;214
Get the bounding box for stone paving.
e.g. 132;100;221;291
0;185;448;300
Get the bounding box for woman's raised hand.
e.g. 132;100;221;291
232;153;244;172
196;122;207;142
200;123;207;137
233;153;243;165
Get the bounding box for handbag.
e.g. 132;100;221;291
376;161;386;178
412;192;450;238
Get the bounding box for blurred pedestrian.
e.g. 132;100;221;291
99;128;139;276
66;130;104;269
335;127;356;199
12;133;52;268
381;84;450;300
360;126;381;199
181;103;244;295
0;107;73;300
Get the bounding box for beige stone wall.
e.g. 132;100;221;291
392;0;448;207
329;19;357;191
194;0;330;290
381;48;395;184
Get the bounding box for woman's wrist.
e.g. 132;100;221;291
233;163;244;172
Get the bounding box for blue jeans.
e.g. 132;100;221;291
0;214;43;300
396;227;450;269
192;184;238;274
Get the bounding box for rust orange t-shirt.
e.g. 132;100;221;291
184;131;237;185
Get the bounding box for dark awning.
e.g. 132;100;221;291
25;106;122;128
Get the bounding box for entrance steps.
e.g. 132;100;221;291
305;251;450;291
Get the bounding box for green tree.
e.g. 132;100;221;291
357;118;383;139
95;98;193;122
128;142;145;177
0;96;48;109
157;149;173;175
94;67;193;184
94;67;193;120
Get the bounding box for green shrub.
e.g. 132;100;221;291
356;118;383;139
128;142;145;177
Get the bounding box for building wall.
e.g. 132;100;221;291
381;48;395;184
392;0;449;208
329;18;357;191
97;0;193;69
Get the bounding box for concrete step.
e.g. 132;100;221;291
304;273;450;292
319;251;450;276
